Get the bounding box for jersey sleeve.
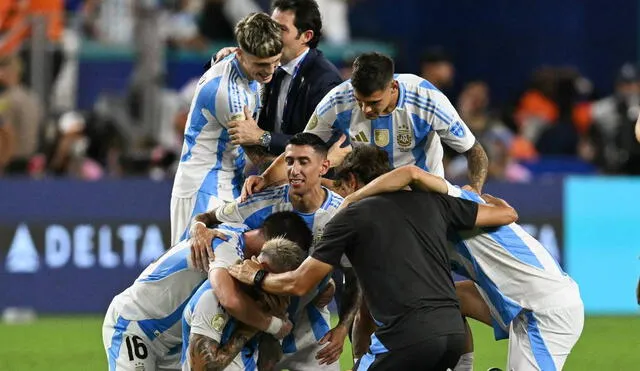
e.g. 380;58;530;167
214;191;279;229
427;90;476;153
215;201;245;225
189;288;229;343
304;107;336;142
304;84;353;144
209;236;244;270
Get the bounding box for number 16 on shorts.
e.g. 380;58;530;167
124;336;148;362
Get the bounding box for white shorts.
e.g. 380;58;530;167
275;306;339;371
170;193;226;245
102;302;181;371
506;303;584;371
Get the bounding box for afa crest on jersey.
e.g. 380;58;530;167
396;123;413;151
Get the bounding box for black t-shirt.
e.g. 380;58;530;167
312;190;478;350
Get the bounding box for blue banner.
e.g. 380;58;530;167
0;179;563;313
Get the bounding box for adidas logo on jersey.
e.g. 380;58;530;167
350;131;369;143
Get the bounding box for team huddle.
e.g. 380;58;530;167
102;2;584;371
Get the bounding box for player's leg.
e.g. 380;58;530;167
102;307;157;371
453;280;493;371
507;303;584;371
457;280;493;326
170;195;196;245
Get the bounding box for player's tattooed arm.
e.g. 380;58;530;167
189;331;253;371
194;209;220;228
464;141;489;193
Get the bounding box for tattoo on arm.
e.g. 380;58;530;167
194;210;219;228
338;268;362;329
243;145;275;170
465;141;489;192
189;332;251;371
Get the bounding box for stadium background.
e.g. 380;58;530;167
0;0;638;370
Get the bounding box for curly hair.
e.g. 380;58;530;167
235;13;283;58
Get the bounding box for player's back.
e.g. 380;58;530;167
172;55;259;200
308;74;475;176
446;185;581;322
111;226;245;353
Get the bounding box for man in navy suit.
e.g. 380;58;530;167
223;0;343;162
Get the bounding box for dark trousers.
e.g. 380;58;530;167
355;333;466;371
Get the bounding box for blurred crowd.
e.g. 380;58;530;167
1;1;639;182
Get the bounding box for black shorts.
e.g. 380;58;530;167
354;333;466;371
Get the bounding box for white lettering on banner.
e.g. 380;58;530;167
5;224;40;273
139;225;164;267
3;224;167;273
99;226;119;268
46;225;71;268
74;225;95;268
118;225;143;268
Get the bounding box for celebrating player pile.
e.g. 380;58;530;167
102;3;583;370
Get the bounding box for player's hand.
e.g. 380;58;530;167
316;324;349;365
462;184;481;194
228;106;262;146
228;257;262;285
480;193;511;208
241;175;266;201
327;134;352;168
214;46;238;63
190;224;228;272
313;279;336;308
339;194;357;210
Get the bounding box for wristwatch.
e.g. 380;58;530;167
259;131;272;148
254;269;268;290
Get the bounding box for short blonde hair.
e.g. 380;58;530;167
235;12;283;58
260;237;306;272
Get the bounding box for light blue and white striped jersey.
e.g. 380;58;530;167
305;74;476;176
214;184;344;250
172;54;261;200
182;281;259;371
109;224;248;354
214;185;342;353
445;184;581;339
188;229;331;359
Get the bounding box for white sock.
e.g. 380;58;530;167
453;352;474;371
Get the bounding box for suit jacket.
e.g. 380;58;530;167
258;48;343;155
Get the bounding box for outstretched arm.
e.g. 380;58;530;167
228;256;333;297
343;165;448;206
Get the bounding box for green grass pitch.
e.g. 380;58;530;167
0;316;637;370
